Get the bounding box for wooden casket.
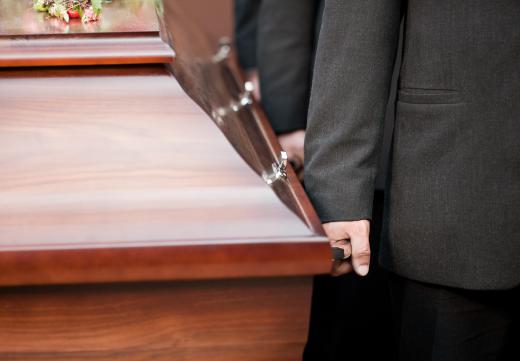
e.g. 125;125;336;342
0;0;329;360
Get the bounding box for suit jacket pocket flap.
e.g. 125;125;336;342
397;88;463;104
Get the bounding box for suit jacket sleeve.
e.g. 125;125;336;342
304;0;403;222
234;0;261;70
257;0;320;134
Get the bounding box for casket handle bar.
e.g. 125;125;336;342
263;151;288;185
212;37;232;63
211;81;254;124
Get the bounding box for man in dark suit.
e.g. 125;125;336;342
235;0;322;170
255;0;323;171
234;0;261;100
305;1;520;360
234;0;259;73
235;2;397;361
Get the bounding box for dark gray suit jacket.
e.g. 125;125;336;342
234;0;260;71
256;0;323;134
234;0;321;133
305;0;520;290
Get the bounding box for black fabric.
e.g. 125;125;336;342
256;0;323;134
390;274;520;361
303;191;397;361
305;0;520;290
234;0;260;70
245;3;396;359
236;0;391;187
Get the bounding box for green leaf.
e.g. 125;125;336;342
92;0;102;13
35;0;102;21
33;0;48;11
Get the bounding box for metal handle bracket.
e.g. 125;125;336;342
263;151;288;185
211;81;254;124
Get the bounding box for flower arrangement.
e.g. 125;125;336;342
33;0;103;23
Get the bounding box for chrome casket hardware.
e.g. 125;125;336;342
212;37;232;63
211;81;254;124
263;151;288;185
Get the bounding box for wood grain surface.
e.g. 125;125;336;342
0;0;174;67
162;1;325;235
0;65;329;285
0;0;160;36
0;277;313;360
0;2;330;360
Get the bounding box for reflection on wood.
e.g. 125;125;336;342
0;278;312;361
0;64;328;286
0;0;159;35
0;0;174;66
0;0;329;359
162;1;324;233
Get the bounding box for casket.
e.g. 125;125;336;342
0;1;329;360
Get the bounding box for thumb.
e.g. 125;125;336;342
350;232;371;276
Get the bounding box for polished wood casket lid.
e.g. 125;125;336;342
0;0;174;67
0;0;329;287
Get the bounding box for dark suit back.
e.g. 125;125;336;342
234;0;260;70
256;0;323;134
305;0;520;290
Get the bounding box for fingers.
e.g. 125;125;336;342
331;259;353;276
350;232;371;276
330;239;351;260
323;220;371;277
278;130;305;169
330;239;352;276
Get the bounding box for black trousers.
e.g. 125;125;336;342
303;191;396;361
303;189;519;361
390;275;520;361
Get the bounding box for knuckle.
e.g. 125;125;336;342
354;227;370;237
353;248;371;258
350;220;370;236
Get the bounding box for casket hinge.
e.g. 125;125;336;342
263;151;288;185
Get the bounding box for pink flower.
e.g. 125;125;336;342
81;7;99;23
